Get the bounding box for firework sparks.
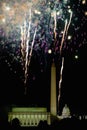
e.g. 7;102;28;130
54;11;57;40
24;27;37;95
60;10;73;53
58;10;72;113
58;57;64;114
66;10;73;37
60;19;68;53
24;9;31;85
0;0;86;96
20;9;37;94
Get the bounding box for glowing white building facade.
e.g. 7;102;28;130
8;62;57;126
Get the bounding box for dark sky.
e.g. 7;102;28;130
0;44;87;115
60;45;87;114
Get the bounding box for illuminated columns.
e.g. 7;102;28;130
50;61;57;116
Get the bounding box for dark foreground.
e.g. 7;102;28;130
0;117;87;129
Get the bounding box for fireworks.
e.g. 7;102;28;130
58;57;64;114
20;9;37;94
0;0;87;95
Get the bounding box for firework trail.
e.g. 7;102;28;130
58;10;72;113
20;1;73;95
54;11;57;40
20;24;26;67
66;10;73;37
60;10;73;53
24;9;31;85
24;28;37;88
28;28;37;67
58;57;64;114
60;19;68;53
20;8;37;94
24;27;37;94
20;8;38;94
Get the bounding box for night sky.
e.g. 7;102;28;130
0;0;87;115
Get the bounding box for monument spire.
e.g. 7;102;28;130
50;60;57;116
